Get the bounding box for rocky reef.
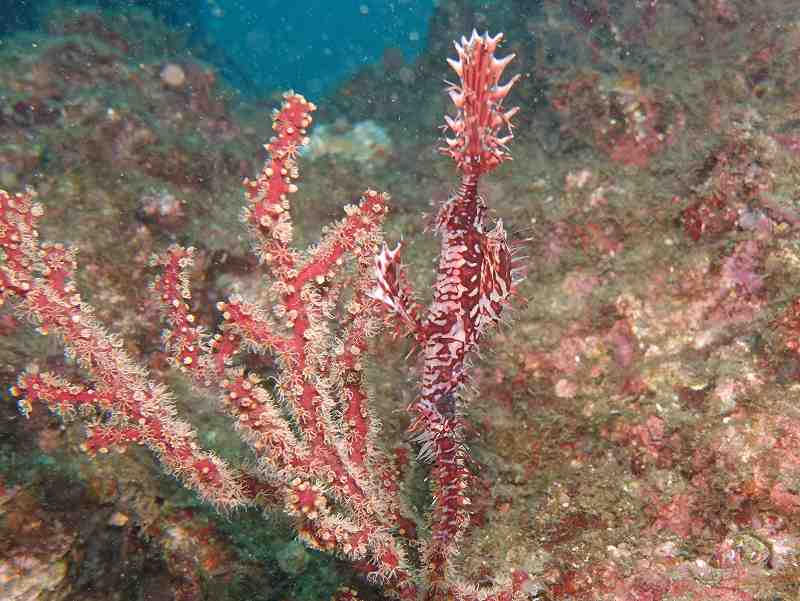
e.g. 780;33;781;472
3;1;800;600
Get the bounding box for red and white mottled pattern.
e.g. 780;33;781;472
374;31;520;583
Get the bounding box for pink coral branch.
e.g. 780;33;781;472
2;190;251;510
3;33;527;601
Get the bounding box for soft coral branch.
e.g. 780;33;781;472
3;33;527;601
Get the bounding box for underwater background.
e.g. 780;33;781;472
2;0;800;600
0;0;435;95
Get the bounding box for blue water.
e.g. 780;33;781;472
200;0;435;95
0;0;435;96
